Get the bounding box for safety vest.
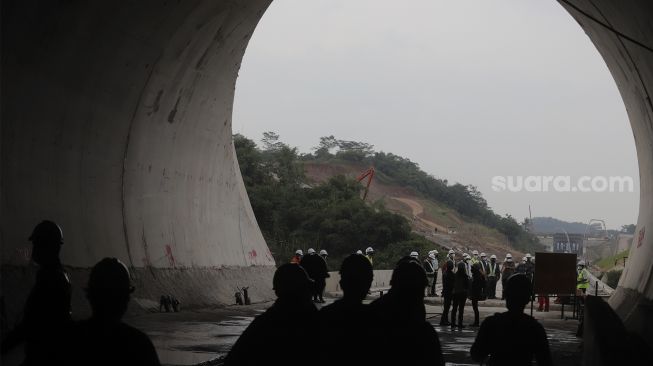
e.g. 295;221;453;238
365;255;373;266
488;262;498;277
577;268;589;289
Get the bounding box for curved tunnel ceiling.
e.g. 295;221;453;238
1;0;652;348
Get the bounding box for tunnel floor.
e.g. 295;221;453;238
126;296;582;366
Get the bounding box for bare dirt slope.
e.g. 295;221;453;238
303;161;524;258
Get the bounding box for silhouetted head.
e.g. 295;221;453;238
390;256;428;298
339;254;373;301
29;220;63;266
86;258;135;321
504;274;532;311
273;264;313;300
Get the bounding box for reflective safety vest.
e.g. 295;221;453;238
488;262;498;277
365;255;374;266
577;268;590;289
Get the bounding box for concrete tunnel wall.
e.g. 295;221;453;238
0;0;652;347
1;0;276;321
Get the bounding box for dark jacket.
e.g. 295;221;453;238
453;263;469;295
442;262;455;297
469;262;486;301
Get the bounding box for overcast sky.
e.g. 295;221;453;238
232;0;639;229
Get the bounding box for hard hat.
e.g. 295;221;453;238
578;260;586;266
356;250;363;255
428;253;436;260
29;220;63;245
472;250;479;255
506;253;512;258
448;249;455;255
319;249;328;256
307;248;316;254
365;247;374;254
433;249;439;254
463;253;470;259
295;249;303;256
480;252;486;257
410;251;419;258
490;254;497;259
525;253;532;258
87;257;134;295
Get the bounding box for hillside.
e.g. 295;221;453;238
304;160;528;259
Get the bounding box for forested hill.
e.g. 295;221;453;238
234;132;543;269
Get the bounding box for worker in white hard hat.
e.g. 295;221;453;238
575;260;590;336
501;254;515;300
517;253;535;283
486;254;500;299
479;252;489;278
410;251;419;259
423;251;439;296
471;250;480;265
291;249;303;264
463;254;472;279
356;250;363;255
365;247;374;266
319;249;328;257
307;248;316;255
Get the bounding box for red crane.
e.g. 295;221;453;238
356;167;375;201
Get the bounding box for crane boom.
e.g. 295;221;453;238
356;167;375;201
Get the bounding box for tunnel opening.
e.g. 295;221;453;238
1;0;652;364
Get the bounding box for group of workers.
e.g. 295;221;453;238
1;220;161;366
227;251;553;365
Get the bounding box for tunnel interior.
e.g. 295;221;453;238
1;0;652;361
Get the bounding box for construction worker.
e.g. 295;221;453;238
440;260;455;326
291;249;303;264
429;250;439;296
486;255;500;299
423;252;437;297
576;261;590;337
410;251;419;260
300;248;329;303
501;254;515;300
479;253;489;274
471;250;480;265
1;220;72;364
463;254;472;279
317;250;330;303
576;261;590;295
365;246;374;266
70;258;161;366
521;253;535;283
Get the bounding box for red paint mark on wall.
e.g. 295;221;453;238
248;249;257;259
637;226;646;248
165;245;176;267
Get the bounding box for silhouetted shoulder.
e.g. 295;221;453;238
471;312;550;366
72;319;160;366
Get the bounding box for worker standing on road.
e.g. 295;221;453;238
575;260;590;337
423;252;437;297
445;249;456;270
469;260;485;327
501;254;515;300
486;255;500;299
471;250;480;265
440;260;455;326
429;250;439;296
451;262;469;330
317;250;331;303
365;247;374;267
291;249;303;264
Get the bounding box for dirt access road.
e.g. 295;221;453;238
391;197;449;233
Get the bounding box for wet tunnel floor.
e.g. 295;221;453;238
127;298;582;366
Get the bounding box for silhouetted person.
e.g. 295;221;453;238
301;249;329;303
439;260;455;326
369;256;445;366
469;261;486;327
70;258;160;366
224;264;317;366
470;274;552;366
451;261;469;329
159;295;171;312
318;254;373;365
1;220;72;365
